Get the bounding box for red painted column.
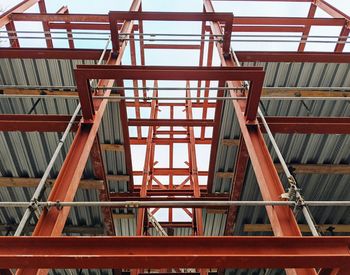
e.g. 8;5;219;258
203;1;316;274
16;1;141;274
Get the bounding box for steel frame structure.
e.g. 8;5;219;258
0;0;350;275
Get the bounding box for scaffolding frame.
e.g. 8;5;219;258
0;0;350;274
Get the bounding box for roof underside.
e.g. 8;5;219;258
0;58;349;242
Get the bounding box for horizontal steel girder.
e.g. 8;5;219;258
2;115;350;134
0;237;349;269
2;49;350;63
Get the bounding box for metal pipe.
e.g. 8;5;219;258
3;35;350;43
0;29;346;38
230;46;321;236
0;200;349;208
258;108;293;179
302;206;319;236
0;85;245;91
2;84;350;92
3;30;349;39
2;94;350;101
14;103;82;236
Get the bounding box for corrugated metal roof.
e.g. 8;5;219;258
0;57;129;239
0;57;349;274
212;61;350;242
0;58;97;86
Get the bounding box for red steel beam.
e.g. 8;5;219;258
315;0;350;21
204;1;314;274
260;117;350;134
6;21;20;48
0;48;110;59
75;65;264;81
168;105;174;225
232;16;345;26
129;137;212;145
298;3;317;52
3;115;349;135
0;0;39;27
110;195;229;202
199;34;214;138
232;26;305;32
334;25;350;53
48;22;112;30
133;168;208;176
0;0;40;48
143;44;201;50
129;102;217;108
90;136;115;236
224;136;249;235
134;184;208;190
108;11;232;22
38;0;53;48
108;11;232;54
11;13;345;27
2;49;350;63
114;190;207;197
314;0;350;53
129;28;142;139
0;114;81;132
128;119;215;127
10;13;109;22
235;51;350;63
136;85;158;236
206;81;225;192
1;237;350;269
56;5;75;49
16;1;141;274
186;83;204;236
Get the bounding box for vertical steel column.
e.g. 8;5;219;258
129;29;142;139
186;82;204;236
203;1;316;275
132;84;158;275
38;0;53;48
335;25;350;53
90;136;115;236
314;0;350;53
56;6;74;49
186;82;208;275
138;4;147;97
0;0;40;48
168;106;174;223
207;79;225;192
200;35;214;140
5;21;20;48
136;84;158;236
224;135;249;236
298;3;317;52
16;1;141;274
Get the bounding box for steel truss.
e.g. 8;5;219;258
0;0;350;275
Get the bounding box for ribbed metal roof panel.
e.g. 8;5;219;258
0;58;349;247
213;60;350;239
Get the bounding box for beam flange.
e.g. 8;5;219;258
0;237;349;269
